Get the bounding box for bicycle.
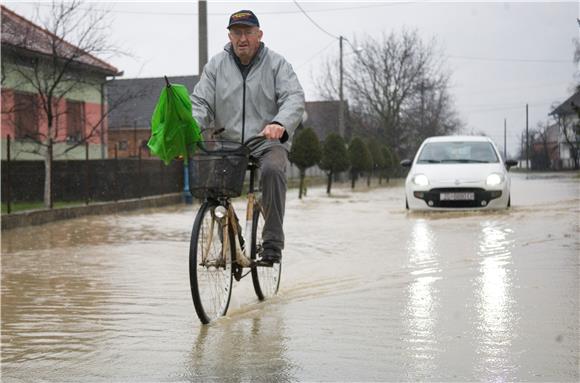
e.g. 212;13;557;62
188;135;282;324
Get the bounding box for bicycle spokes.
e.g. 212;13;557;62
190;202;233;324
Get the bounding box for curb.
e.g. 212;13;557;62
1;193;183;231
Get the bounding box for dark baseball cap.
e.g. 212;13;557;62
227;10;260;29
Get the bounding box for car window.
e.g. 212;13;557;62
417;141;499;164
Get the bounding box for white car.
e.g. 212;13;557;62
401;136;518;211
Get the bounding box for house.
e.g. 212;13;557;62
549;90;580;169
1;5;122;160
304;100;350;141
106;75;199;158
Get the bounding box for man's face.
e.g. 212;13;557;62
228;25;263;63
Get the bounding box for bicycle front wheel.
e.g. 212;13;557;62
189;201;233;324
251;204;282;300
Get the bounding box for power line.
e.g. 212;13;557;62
292;0;338;40
447;54;571;64
460;100;556;114
450;82;571;95
24;2;414;17
296;39;337;69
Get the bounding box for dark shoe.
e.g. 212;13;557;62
259;247;281;266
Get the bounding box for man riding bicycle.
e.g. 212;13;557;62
190;10;305;265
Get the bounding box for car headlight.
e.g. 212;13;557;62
412;174;429;186
486;173;503;186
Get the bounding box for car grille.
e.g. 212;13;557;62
413;188;502;208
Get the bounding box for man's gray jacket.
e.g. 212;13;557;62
190;43;305;152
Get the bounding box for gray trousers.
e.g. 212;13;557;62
256;146;287;250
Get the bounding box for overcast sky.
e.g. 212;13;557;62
4;1;579;156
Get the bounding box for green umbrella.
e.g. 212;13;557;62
148;77;202;164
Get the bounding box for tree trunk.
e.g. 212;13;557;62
367;173;371;187
44;138;53;209
299;170;305;199
351;171;356;189
326;171;332;195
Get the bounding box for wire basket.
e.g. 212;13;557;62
189;140;249;198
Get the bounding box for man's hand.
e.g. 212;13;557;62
260;123;285;140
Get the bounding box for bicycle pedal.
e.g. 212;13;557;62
254;259;275;268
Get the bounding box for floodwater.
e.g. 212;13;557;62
1;172;579;382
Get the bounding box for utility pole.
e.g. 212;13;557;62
182;0;206;204
198;0;208;75
526;103;529;171
504;118;507;159
338;36;344;137
421;81;425;137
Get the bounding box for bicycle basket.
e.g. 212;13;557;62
189;140;250;198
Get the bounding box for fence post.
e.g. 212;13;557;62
114;143;118;202
48;138;53;209
138;146;142;198
183;159;192;204
85;141;90;205
160;160;165;195
6;135;12;214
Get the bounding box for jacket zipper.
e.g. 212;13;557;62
241;77;246;143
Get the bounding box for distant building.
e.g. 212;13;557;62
107;75;199;158
549;90;580;169
1;5;121;160
304;100;350;141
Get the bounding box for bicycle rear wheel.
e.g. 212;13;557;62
250;204;281;300
189;201;233;324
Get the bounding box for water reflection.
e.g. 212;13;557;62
185;314;296;382
404;219;441;376
475;220;517;378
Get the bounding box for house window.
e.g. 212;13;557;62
66;100;85;143
118;141;128;151
13;92;39;140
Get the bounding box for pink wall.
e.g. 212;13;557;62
1;89;108;144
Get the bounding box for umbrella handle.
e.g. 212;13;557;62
164;76;171;88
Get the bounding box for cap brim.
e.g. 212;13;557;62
227;21;258;28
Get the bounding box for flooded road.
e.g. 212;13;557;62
2;172;579;382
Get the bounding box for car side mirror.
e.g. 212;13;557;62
400;159;412;168
505;159;518;170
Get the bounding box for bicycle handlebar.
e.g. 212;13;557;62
244;130;288;147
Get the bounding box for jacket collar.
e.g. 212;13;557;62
224;42;266;65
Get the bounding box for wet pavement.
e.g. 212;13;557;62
1;172;579;382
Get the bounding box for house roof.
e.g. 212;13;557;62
107;75;199;129
550;90;580;117
304;100;347;141
1;5;120;76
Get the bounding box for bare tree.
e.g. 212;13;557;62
402;78;463;153
314;29;461;158
2;1;128;208
573;37;580;92
530;122;553;170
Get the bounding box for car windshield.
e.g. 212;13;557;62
417;141;499;164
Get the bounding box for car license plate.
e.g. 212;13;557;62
440;192;475;201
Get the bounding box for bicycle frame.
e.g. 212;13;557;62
215;159;260;270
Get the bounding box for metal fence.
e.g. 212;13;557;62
1;138;183;213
